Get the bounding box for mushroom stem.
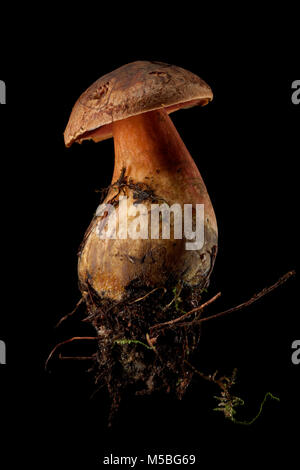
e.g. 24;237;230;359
78;109;218;301
112;108;197;176
112;108;216;221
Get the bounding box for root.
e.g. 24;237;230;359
45;336;97;371
129;287;167;305
77;277;204;418
150;270;296;332
180;269;296;327
55;298;84;328
58;353;97;361
150;292;221;332
48;270;294;425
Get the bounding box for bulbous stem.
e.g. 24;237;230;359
78;108;218;301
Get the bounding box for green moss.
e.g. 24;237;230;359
114;338;153;351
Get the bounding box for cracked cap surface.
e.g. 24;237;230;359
64;61;213;147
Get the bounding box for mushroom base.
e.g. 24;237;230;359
82;277;205;424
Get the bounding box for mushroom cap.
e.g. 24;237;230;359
64;61;213;147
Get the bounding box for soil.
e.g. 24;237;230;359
81;276;205;423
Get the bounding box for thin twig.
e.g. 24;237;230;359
150;292;221;331
145;333;158;355
55;298;84;328
179;270;296;327
58;353;96;361
184;360;227;391
129;287;167;304
45;336;97;370
163;284;183;310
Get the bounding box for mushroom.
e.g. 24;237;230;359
65;61;217;302
64;61;218;408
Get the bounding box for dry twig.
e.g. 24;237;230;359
150;292;221;331
179;270;296;328
45;336;97;370
55;298;84;328
151;270;295;332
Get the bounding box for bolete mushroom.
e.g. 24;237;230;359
64;61;218;412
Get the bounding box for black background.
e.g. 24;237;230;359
0;12;299;469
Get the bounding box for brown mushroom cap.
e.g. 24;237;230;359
64;61;213;147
